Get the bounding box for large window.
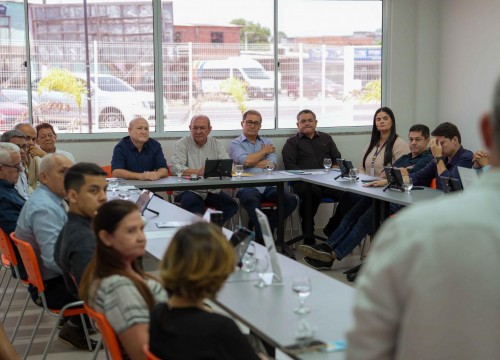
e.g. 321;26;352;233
0;0;382;135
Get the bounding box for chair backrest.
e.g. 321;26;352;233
143;344;161;360
0;228;18;267
101;165;113;178
83;303;123;360
10;232;45;292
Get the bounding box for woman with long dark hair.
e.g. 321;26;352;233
361;107;408;177
79;200;166;360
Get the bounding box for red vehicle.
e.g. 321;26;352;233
0;93;29;131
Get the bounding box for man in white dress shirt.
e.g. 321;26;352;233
171;114;238;223
346;79;500;359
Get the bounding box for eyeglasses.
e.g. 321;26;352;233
244;120;261;127
0;162;24;172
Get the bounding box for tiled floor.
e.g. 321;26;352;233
1;231;367;359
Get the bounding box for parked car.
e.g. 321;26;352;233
33;73;168;129
0;92;29;131
284;76;343;100
135;73;198;103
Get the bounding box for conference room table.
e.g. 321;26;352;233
124;172;303;246
125;169;443;248
140;193;355;360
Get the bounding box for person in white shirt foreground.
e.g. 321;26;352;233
346;78;500;360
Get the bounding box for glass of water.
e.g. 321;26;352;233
175;169;183;182
323;158;332;172
265;161;275;175
349;168;358;182
241;243;256;273
234;164;244;178
292;276;312;315
403;177;413;193
254;255;269;288
108;178;119;198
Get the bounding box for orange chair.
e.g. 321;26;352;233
143;344;161;360
10;233;91;359
101;165;113;178
430;178;437;189
0;229;31;343
84;303;123;360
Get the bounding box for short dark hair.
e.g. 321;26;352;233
431;122;461;143
242;109;262;122
64;162;107;192
35;122;56;137
296;109;316;122
409;124;430;139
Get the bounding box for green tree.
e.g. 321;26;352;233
230;18;271;44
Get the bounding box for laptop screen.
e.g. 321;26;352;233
135;190;154;215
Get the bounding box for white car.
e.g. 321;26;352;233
34;73;167;129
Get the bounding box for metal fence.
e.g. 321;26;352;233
0;40;381;133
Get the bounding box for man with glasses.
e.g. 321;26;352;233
171;114;238;222
229;110;297;256
0;142;26;245
14;123;43;190
282;109;342;245
1;130;30;199
35;122;76;163
111;117;168;180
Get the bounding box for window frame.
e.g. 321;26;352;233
16;0;388;141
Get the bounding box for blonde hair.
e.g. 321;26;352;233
160;222;235;301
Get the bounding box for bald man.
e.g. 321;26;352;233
111;117;168;180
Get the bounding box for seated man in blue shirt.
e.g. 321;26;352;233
111;117;168;180
300;124;433;270
15;154;98;350
229;110;297;254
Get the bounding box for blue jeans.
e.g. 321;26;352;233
175;191;238;222
327;196;373;260
237;186;297;239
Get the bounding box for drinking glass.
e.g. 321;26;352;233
241;243;256;273
254;255;269;288
108;179;119;198
323;158;332;172
265;161;275;175
118;189;130;200
349;168;358;182
175;169;183;182
292;276;312;314
403;177;413;193
234;164;244;178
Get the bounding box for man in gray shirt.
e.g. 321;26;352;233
171;114;238;222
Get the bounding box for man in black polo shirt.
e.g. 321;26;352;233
282;109;342;244
111;117;168;180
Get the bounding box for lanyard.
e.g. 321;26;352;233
371;142;386;165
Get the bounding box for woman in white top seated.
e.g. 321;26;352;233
80;200;166;360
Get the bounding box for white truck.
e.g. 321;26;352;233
194;57;274;99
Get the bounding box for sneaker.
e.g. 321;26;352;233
298;242;333;262
303;256;334;270
58;323;99;351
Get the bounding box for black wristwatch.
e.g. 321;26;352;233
434;156;445;164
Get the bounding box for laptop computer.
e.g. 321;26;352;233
135;189;158;215
255;208;283;283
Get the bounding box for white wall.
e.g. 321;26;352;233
439;0;500;151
